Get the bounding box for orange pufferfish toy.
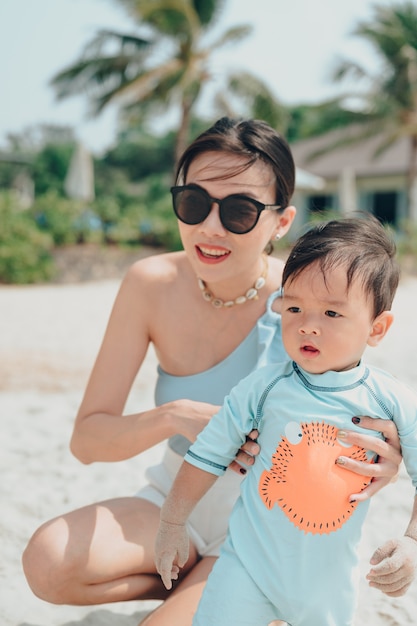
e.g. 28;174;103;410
259;421;373;535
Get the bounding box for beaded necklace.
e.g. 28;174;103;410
197;255;268;309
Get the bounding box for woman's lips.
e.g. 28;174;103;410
196;245;231;263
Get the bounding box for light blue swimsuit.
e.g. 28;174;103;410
138;290;287;556
154;289;286;457
187;360;417;626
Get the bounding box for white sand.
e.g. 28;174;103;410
2;275;417;626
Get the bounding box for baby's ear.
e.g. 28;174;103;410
367;311;394;347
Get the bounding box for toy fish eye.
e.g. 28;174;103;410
285;422;303;445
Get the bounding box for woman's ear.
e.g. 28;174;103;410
367;311;394;347
276;205;297;238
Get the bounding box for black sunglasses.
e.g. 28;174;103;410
170;183;282;235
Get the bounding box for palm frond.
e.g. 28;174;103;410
217;71;288;130
210;24;252;49
120;0;198;37
94;58;184;112
193;0;225;27
83;29;153;57
331;59;369;83
50;27;155;104
51;56;133;100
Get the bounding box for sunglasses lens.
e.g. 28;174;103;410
172;188;210;225
171;187;261;234
221;197;259;234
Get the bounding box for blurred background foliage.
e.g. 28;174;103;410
1;0;417;283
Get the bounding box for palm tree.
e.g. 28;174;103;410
214;71;289;131
330;1;417;220
50;0;252;165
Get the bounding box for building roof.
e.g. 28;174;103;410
295;167;325;190
290;126;410;180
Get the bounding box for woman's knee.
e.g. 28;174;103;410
22;517;75;603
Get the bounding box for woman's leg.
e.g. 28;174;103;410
140;556;216;625
22;497;199;605
137;557;288;626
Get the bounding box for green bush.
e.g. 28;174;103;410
397;220;417;256
139;194;183;250
0;193;54;284
93;174;183;250
135;175;182;250
32;142;74;196
30;191;101;245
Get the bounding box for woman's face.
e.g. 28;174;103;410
178;151;296;287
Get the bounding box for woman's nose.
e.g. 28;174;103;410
198;202;226;236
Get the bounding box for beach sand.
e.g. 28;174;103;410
2;274;417;626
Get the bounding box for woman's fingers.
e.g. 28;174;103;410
336;454;397;478
338;431;402;465
337;417;402;465
229;430;259;474
336;415;403;501
355;415;401;449
350;476;395;502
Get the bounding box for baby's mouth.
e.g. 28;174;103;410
301;344;320;355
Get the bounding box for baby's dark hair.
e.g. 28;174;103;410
282;216;400;317
175;117;295;209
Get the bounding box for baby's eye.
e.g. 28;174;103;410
325;310;341;318
287;306;300;313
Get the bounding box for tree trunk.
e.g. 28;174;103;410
407;134;417;223
173;98;193;180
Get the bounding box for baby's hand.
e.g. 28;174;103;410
155;520;189;590
366;536;417;596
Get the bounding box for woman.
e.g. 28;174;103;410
22;118;407;625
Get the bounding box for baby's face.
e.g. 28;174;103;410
281;263;376;374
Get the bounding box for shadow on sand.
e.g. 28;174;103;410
19;608;151;626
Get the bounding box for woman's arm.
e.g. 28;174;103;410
71;398;220;464
336;416;402;501
155;461;218;589
70;262;219;463
70;260;261;467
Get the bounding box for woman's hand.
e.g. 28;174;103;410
169;399;221;442
229;430;260;475
170;401;260;475
336;415;402;502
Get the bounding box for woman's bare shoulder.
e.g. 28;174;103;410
108;251;189;329
124;250;187;286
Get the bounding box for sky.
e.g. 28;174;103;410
0;0;397;155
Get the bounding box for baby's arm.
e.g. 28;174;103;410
155;461;218;589
367;494;417;596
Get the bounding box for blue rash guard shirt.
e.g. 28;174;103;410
187;360;417;626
